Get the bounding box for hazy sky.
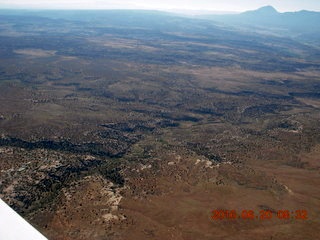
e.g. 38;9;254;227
1;0;320;12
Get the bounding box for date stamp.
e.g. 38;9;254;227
211;209;308;221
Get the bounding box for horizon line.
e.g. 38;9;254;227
0;6;319;14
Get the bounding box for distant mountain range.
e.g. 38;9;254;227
240;6;319;31
0;6;319;46
198;6;320;45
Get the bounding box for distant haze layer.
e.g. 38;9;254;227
0;0;320;12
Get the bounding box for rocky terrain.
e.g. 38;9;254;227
0;9;320;240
